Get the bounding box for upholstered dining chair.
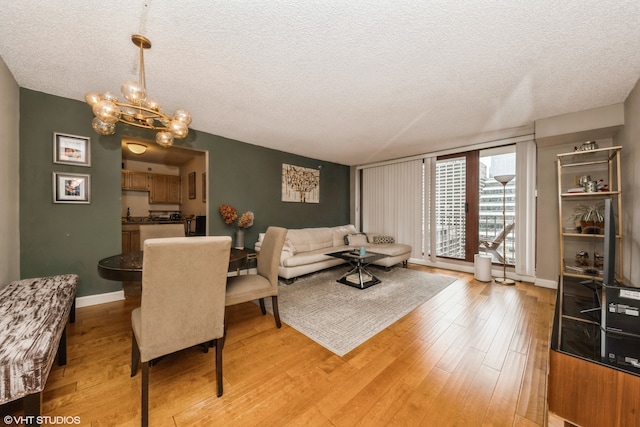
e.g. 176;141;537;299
139;223;185;248
225;226;287;328
130;236;231;427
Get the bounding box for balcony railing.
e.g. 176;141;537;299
479;216;516;265
434;219;516;265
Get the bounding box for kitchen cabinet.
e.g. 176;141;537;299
166;175;181;203
121;171;179;203
149;174;181;204
121;170;150;191
122;224;140;254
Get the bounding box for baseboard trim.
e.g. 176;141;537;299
408;258;539;285
75;290;125;308
534;277;558;289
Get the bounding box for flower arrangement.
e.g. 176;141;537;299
237;211;254;229
219;204;254;229
218;204;237;225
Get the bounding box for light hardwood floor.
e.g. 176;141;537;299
3;265;559;426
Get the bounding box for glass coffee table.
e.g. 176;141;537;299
327;249;389;289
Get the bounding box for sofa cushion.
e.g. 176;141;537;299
285;239;296;253
344;233;368;246
365;243;411;257
287;227;333;252
256;234;297;254
282;248;338;268
279;245;295;264
330;224;357;247
372;235;395;244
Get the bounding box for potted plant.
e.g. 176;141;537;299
570;202;605;234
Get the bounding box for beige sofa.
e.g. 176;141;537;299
255;224;412;283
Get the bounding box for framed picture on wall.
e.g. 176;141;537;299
282;163;320;203
202;172;206;203
53;132;91;167
53;172;91;204
188;172;196;199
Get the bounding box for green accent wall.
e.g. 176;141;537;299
20;89;350;297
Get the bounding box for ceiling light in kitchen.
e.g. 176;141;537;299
127;143;147;155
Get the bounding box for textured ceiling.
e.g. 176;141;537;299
1;1;639;166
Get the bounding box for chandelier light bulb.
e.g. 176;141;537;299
156;131;174;147
93;100;121;124
168;120;188;138
121;106;137;121
85;92;101;106
101;91;119;103
144;98;161;112
174;109;192;126
92;118;116;135
121;80;146;104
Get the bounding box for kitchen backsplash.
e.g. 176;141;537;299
121;190;179;218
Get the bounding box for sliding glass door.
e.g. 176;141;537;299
479;146;516;265
435;146;516;264
435;151;479;262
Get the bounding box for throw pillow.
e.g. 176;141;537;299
344;233;368;246
373;235;395;244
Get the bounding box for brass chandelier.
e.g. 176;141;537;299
85;35;192;148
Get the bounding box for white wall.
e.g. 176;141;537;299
0;56;20;285
617;78;640;285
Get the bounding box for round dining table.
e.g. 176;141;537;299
97;248;249;282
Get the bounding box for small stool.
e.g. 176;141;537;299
474;253;492;282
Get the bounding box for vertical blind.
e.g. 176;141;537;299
515;140;537;277
361;159;424;259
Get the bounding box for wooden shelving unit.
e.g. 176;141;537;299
556;146;623;337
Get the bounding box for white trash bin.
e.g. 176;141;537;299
474;254;492;282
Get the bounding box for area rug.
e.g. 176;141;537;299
261;266;457;356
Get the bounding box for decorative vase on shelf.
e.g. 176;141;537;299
235;229;244;250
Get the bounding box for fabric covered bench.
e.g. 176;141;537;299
0;274;78;423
